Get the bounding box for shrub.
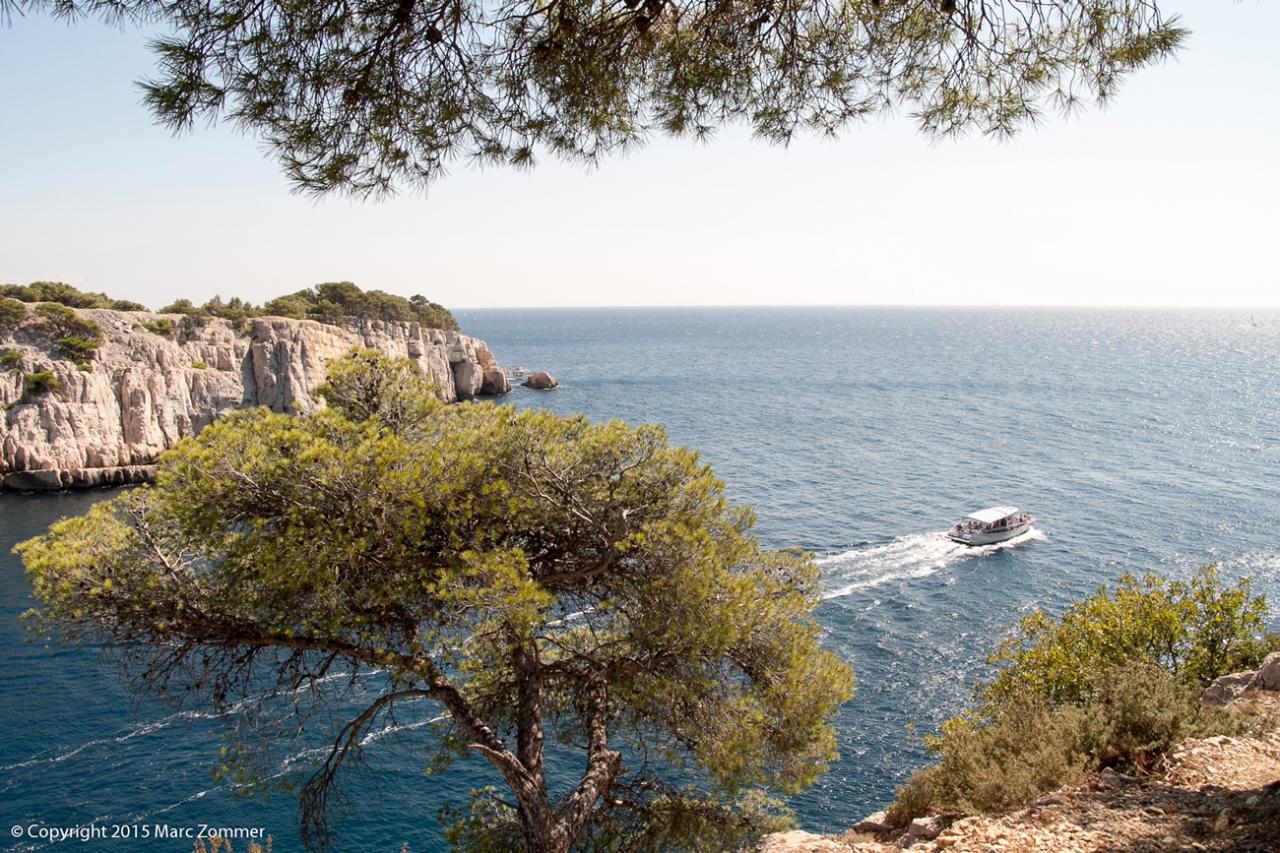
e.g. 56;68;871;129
1;348;22;369
160;298;207;316
56;335;101;364
23;370;61;396
888;568;1277;821
34;302;104;340
262;282;459;329
141;319;176;338
0;296;27;330
191;361;208;369
2;281;107;308
885;766;941;828
986;566;1276;704
109;299;148;311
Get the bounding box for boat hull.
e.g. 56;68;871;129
948;521;1032;547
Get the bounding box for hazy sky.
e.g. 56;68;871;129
1;2;1277;309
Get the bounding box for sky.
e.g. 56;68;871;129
1;2;1277;309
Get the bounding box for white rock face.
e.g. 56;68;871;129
1;309;509;490
754;831;851;853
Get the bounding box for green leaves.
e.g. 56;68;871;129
19;348;854;851
887;568;1276;824
13;0;1184;195
986;566;1276;705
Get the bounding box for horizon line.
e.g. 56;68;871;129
451;303;1278;311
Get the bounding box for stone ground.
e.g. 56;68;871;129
764;690;1280;853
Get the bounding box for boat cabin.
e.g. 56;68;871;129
948;505;1034;545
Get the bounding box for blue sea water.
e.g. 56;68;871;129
2;307;1278;851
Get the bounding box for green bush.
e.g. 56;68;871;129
1;281;119;309
160;298;206;316
191;361;209;369
888;568;1277;821
262;282;458;329
34;302;103;339
986;566;1276;704
0;296;27;330
56;335;101;363
1;348;22;369
141;319;176;338
23;370;61;396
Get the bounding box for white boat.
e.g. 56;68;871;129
947;505;1034;546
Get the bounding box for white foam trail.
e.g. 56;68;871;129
0;707;225;772
359;714;448;747
819;527;1044;600
0;671;362;773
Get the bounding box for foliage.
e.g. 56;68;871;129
200;296;259;322
443;785;793;852
156;284;458;330
263;282;459;330
191;360;209;369
160;298;203;315
190;835;273;853
4;282;457;334
22;369;61;396
7;0;1184;195
1;348;22;369
19;349;853;853
141;319;176;338
0;296;27;330
56;335;101;366
887;569;1277;823
2;281;111;308
986;567;1276;704
0;280;143;311
30;302;106;364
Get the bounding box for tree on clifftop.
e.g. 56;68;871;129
7;0;1183;195
18;349;853;852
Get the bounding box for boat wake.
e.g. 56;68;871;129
818;527;1044;600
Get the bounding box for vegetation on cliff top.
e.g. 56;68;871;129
0;281;458;331
886;567;1278;825
18;349;853;853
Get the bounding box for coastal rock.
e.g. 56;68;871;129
906;816;942;843
1201;670;1257;707
1;309;508;490
523;370;558;390
755;830;851;852
1255;652;1280;691
850;811;892;835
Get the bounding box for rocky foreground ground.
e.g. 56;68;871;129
761;669;1280;853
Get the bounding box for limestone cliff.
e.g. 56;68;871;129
0;308;509;490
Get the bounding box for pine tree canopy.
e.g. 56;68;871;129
8;0;1183;195
18;349;855;853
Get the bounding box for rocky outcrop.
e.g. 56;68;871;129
758;666;1280;853
1201;652;1280;706
523;370;558;390
1;308;509;490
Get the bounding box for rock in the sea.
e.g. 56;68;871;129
1;309;508;490
522;370;558;390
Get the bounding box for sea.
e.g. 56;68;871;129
2;307;1278;852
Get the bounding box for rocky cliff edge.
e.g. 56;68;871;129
1;309;509;490
758;654;1280;853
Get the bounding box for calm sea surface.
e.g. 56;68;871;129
2;308;1278;851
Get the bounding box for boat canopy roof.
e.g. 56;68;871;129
965;505;1019;524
